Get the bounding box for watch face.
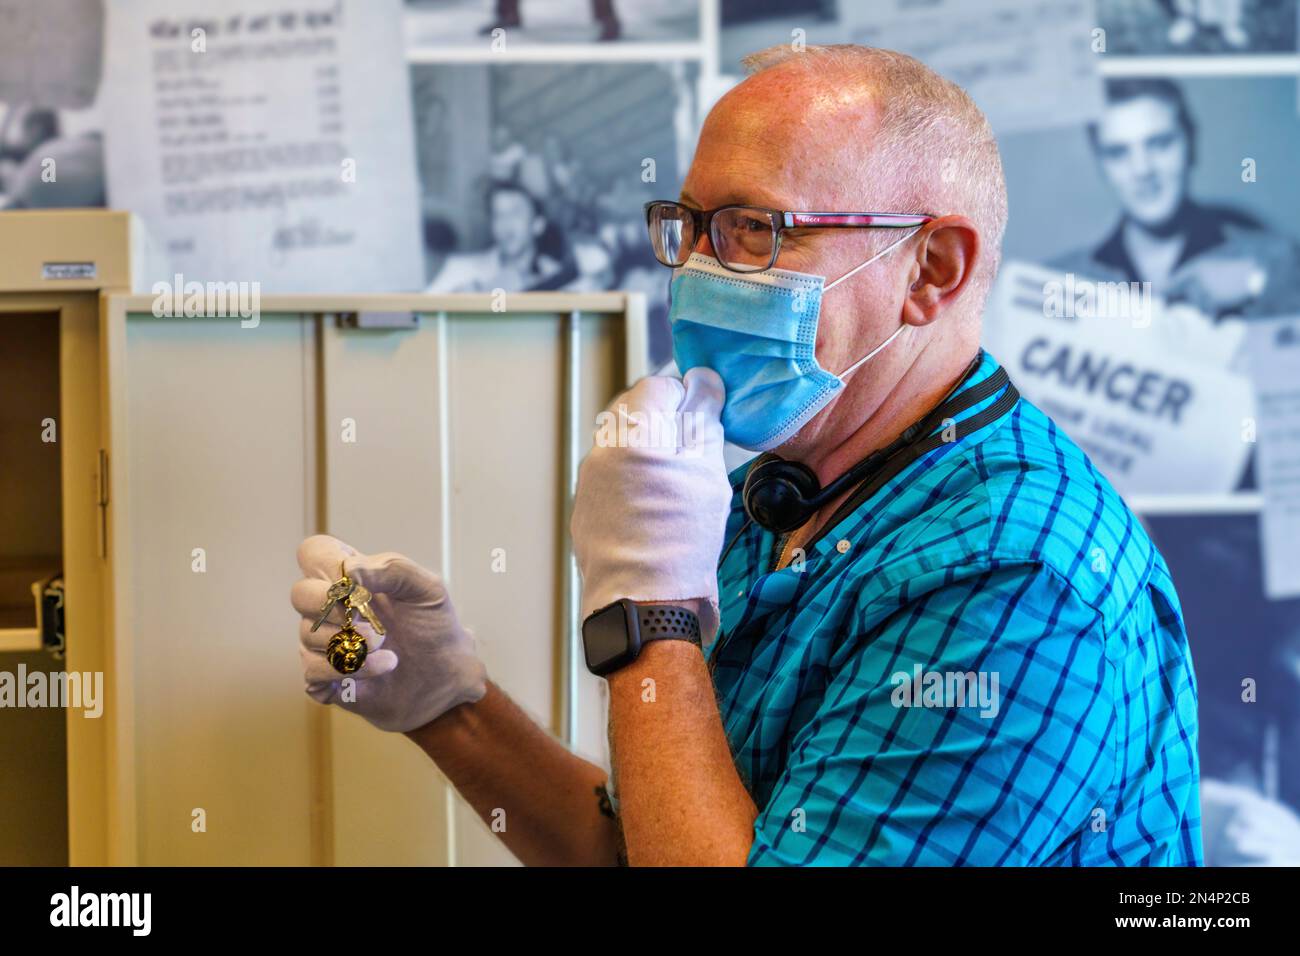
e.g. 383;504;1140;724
582;601;637;675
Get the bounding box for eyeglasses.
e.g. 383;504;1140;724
645;200;935;275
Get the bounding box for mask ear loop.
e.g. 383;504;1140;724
836;324;907;378
823;226;923;292
823;226;923;379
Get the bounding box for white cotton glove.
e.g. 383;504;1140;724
290;535;487;733
571;366;732;643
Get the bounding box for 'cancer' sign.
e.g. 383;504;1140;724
985;261;1254;497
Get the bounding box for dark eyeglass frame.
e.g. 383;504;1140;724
644;200;936;274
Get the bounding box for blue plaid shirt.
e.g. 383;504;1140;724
710;351;1203;866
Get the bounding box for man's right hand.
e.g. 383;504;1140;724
290;535;487;733
1166;255;1265;317
570;367;732;644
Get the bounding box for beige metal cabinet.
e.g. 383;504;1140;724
0;211;136;866
0;211;646;866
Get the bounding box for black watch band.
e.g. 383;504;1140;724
636;603;702;646
581;599;702;676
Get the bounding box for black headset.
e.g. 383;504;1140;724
739;360;1016;537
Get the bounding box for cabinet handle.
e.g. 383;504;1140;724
96;449;109;558
331;311;419;330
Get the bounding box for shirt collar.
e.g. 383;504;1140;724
1095;200;1229;282
726;349;1017;566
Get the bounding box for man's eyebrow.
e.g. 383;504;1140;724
678;190;789;210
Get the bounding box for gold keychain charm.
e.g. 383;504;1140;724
326;604;369;675
324;561;371;675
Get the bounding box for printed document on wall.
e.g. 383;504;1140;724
841;0;1104;134
984;261;1255;497
101;0;422;293
1247;318;1300;600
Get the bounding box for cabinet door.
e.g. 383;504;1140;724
99;294;643;865
0;292;112;866
102;308;323;865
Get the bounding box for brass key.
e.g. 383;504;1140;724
346;584;386;636
311;576;356;633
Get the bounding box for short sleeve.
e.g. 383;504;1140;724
748;562;1116;866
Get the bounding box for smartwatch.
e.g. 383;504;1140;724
581;598;702;677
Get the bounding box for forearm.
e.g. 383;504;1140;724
405;681;621;866
607;640;758;866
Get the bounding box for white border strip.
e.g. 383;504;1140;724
406;41;706;64
699;0;719;82
1128;493;1262;515
1099;55;1300;77
562;310;581;746
436;309;459;868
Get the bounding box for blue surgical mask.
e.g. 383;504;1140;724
669;229;919;451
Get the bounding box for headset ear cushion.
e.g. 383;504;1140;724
742;455;821;535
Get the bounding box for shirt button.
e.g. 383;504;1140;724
836;539;851;554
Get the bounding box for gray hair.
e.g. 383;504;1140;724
741;44;1009;309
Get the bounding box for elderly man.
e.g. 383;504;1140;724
292;45;1202;866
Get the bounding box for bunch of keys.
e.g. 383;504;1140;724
312;561;386;675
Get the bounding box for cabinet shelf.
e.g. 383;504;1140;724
0;557;60;652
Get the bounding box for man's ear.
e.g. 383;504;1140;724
901;215;980;327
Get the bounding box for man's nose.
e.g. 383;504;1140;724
692;230;716;260
1128;146;1157;176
